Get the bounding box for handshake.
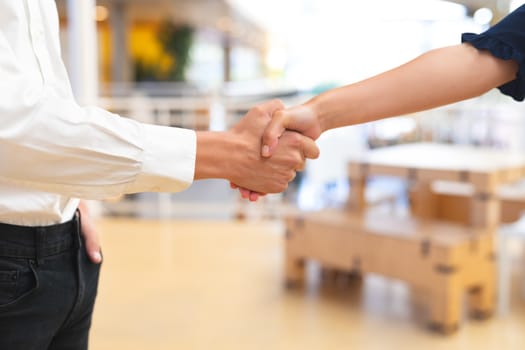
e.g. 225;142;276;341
194;99;323;201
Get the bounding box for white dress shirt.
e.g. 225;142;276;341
0;0;196;226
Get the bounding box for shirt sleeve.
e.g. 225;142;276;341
462;5;525;101
0;32;196;200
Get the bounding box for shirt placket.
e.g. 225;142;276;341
26;0;51;84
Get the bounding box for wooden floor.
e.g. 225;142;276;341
90;218;525;350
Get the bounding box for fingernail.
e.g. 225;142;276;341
262;145;270;157
92;251;102;263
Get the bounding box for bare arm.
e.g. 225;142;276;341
262;43;519;155
316;44;518;129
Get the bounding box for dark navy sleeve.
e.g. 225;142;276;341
462;5;525;101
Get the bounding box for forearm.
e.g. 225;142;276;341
194;131;237;180
309;44;519;132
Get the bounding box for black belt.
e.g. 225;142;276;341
0;213;80;263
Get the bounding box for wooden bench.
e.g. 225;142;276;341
285;209;496;334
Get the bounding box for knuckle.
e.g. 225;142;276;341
293;153;304;166
291;131;301;141
275;176;289;192
270;184;281;193
273;99;285;109
272;109;283;119
252;106;264;115
263;131;274;142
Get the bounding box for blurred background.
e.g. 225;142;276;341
58;0;525;217
57;1;525;349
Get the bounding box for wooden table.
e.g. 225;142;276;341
420;180;525;225
285;142;525;333
347;143;525;228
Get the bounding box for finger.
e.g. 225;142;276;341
255;99;285;116
261;110;287;158
296;159;306;172
249;192;260;201
78;201;102;264
300;135;320;159
239;188;251;199
82;225;102;264
289;170;297;182
230;182;239;189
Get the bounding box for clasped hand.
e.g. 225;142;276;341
229;100;321;201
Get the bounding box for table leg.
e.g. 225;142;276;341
470;194;500;228
498;231;511;315
428;288;462;334
410;181;436;220
284;228;305;287
347;177;366;211
469;282;495;319
285;254;305;287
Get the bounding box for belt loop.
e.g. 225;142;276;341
34;227;45;266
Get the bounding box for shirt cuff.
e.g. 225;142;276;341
127;124;196;193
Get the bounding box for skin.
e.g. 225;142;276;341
81;99;321;261
263;44;519;151
236;43;519;200
78;200;102;264
195;99;319;193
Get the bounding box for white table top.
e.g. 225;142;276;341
351;143;525;173
348;143;525;191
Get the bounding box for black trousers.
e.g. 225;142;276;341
0;212;101;350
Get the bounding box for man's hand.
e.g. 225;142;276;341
232;103;323;201
78;200;102;264
261;104;322;158
225;100;319;194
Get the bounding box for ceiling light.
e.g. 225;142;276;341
95;5;109;22
473;7;493;26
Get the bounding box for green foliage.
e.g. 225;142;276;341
133;21;194;82
133;59;161;82
158;22;194;81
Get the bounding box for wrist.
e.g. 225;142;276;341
305;95;329;134
195;131;238;180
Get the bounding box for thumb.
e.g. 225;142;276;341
261;110;288;157
83;225;102;264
